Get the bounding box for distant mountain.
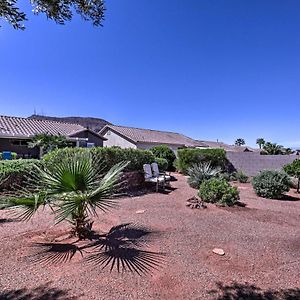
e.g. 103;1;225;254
29;115;111;132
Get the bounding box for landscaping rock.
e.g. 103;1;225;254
186;197;207;209
212;248;225;256
136;210;146;214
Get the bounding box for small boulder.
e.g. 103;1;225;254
212;248;225;256
136;210;146;214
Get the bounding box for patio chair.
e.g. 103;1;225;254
143;164;166;192
151;162;171;182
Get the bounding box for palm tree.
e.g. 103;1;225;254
283;147;294;155
256;138;265;149
262;142;284;155
235;138;246;146
0;152;128;239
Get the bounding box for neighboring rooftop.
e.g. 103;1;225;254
29;115;111;132
0;115;87;138
197;140;260;152
100;125;207;147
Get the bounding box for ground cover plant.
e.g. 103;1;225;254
252;170;290;199
198;178;239;206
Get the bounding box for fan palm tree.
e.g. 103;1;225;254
262;142;284;155
256;138;265;149
235;138;246;146
0;152;128;239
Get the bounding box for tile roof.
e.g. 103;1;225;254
100;125;207;147
196;140;260;152
0;115;87;138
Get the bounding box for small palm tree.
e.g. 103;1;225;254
0;152;128;239
235;138;246;146
262;142;284;155
256;138;265;149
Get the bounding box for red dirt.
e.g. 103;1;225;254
0;174;299;299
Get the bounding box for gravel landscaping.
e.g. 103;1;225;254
0;174;299;299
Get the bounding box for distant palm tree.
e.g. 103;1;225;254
262;142;284;155
0;152;128;239
256;138;265;149
235;138;246;146
283;148;295;155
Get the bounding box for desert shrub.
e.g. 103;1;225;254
236;170;248;183
150;145;176;171
198;178;239;206
252;170;290;199
43;147;155;172
0;159;41;190
176;148;227;174
283;159;300;192
187;162;221;189
154;157;168;171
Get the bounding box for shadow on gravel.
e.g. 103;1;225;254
0;283;78;300
0;218;18;225
28;223;166;276
281;194;300;201
209;282;300;300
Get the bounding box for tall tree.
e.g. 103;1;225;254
0;0;105;30
235;138;246;146
256;138;265;149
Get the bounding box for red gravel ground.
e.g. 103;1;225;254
0;174;299;299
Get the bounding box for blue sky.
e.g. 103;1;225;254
1;0;300;147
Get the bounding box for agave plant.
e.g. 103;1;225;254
187;162;221;189
0;151;128;239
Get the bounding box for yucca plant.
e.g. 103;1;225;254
187;162;221;189
0;151;128;239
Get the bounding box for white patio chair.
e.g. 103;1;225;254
151;162;171;182
143;164;165;192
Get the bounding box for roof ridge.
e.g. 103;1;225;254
111;124;183;135
0;115;85;128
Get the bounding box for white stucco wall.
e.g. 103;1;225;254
103;130;137;149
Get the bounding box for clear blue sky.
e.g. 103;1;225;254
1;0;300;147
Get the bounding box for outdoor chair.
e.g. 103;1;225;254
143;164;166;192
151;162;171;182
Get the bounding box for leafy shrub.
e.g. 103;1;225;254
176;148;227;174
187;162;221;189
252;170;290;199
154;157;168;171
198;178;239;206
150;145;176;171
283;159;300;192
0;159;41;190
43;147;155;172
236;170;248;183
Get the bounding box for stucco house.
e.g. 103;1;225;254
0;115;106;158
195;140;260;152
99;125;207;153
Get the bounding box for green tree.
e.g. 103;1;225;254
0;152;128;239
28;134;72;157
256;138;265;149
283;159;300;193
235;138;245;146
262;142;284;155
283;147;295;155
0;0;105;30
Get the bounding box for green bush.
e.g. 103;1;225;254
198;178;239;206
187;162;221;189
252;170;290;199
283;159;300;192
176;148;227;174
154;157;168;171
43;147;155;172
150;145;176;171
